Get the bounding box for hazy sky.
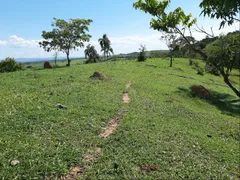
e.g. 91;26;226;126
0;0;239;59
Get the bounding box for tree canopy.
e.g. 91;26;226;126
200;0;240;29
39;18;93;66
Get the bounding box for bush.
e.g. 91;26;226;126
205;63;220;76
0;57;24;73
192;61;199;68
197;67;204;76
189;59;193;66
138;45;147;62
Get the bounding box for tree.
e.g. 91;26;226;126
133;0;240;97
160;33;178;67
205;32;240;97
138;44;147;62
200;0;240;29
39;18;93;66
98;34;114;60
84;44;100;64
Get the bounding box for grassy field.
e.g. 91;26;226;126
0;58;239;179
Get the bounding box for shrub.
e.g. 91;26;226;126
0;57;24;73
189;59;193;66
205;63;220;76
192;61;199;68
138;45;147;62
197;67;204;76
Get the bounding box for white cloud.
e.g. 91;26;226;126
0;40;7;46
8;35;41;48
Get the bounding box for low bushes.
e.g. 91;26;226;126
0;57;24;73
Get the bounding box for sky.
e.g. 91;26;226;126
0;0;239;59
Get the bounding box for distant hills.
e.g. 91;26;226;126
15;57;85;63
1;50;170;63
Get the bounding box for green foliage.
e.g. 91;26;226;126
189;59;193;66
98;34;114;59
84;44;100;64
200;0;240;29
205;63;220;76
133;0;197;33
205;32;240;74
196;67;204;76
204;32;240;97
39;18;93;66
137;45;147;62
0;57;24;73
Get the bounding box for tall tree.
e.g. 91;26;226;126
133;0;240;97
39;18;93;66
98;34;114;60
84;44;100;64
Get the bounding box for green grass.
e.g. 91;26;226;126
0;58;239;179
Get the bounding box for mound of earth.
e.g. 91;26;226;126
90;72;110;80
190;85;211;99
44;62;52;69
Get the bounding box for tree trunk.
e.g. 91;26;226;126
223;73;240;97
66;52;70;66
170;55;173;67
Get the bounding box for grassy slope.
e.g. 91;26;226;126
0;58;239;179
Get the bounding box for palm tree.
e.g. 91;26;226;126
98;34;114;60
84;44;99;63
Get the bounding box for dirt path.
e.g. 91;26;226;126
99;111;122;138
60;147;102;180
123;82;131;104
126;82;131;89
123;92;130;104
61;82;131;179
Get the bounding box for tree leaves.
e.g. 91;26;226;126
133;0;196;33
199;0;240;29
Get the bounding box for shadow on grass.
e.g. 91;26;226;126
177;87;240;117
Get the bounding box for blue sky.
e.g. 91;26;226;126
0;0;238;59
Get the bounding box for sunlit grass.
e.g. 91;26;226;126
0;58;239;179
